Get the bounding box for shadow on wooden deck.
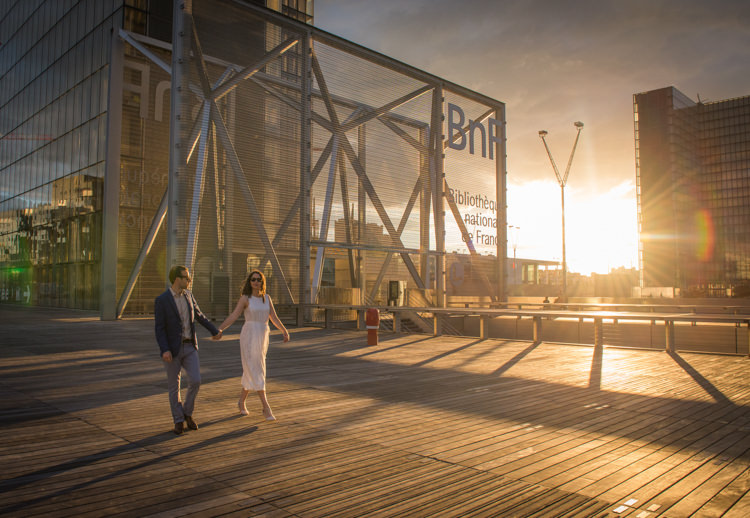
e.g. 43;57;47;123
2;304;750;517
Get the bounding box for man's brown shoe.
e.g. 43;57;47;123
184;415;198;430
173;421;185;435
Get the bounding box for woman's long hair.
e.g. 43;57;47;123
241;269;266;302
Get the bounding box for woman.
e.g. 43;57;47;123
218;270;289;420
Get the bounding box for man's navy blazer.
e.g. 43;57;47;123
154;289;219;357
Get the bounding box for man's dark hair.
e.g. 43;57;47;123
169;265;188;284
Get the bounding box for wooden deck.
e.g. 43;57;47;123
2;305;750;517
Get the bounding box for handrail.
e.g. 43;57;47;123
279;303;750;320
277;303;750;356
487;301;750;315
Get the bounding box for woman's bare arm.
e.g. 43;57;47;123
218;296;248;332
267;296;290;342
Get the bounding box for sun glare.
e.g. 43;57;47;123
507;180;639;275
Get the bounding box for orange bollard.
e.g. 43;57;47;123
366;308;379;345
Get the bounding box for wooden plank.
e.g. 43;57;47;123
636;431;750;515
369;473;506;517
582;425;747;505
560;418;725;498
431;479;546;517
665;451;750;516
722;475;750;518
490;411;675;482
695;465;750;516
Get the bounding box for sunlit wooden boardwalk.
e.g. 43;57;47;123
2;305;750;517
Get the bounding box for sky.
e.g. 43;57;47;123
314;0;750;275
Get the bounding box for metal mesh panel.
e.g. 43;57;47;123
443;92;502;303
308;37;504;308
176;3;304;310
444;92;500;255
309;38;438;307
115;0;505;317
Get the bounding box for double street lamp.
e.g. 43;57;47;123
538;121;584;300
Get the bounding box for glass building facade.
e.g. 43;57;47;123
0;0;119;309
1;0;506;318
634;86;750;296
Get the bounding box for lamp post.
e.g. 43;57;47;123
508;224;520;274
538;121;584;300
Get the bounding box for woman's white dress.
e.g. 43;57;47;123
239;295;270;391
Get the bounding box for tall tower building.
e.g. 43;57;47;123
634;86;750;296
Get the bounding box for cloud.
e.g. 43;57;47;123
315;0;750;267
316;0;750;113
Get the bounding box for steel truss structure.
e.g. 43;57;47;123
101;0;507;319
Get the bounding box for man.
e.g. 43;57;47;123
155;265;222;435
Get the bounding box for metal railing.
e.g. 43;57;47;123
278;303;750;356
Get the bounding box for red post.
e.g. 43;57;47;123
366;308;379;345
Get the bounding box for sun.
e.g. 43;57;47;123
566;184;639;274
508;180;639;275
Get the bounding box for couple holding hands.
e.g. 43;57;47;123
154;265;289;435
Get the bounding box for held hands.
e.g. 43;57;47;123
212;330;223;341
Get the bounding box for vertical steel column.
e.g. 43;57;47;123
432;86;445;309
419;126;431;293
218;89;231;312
100;30;124;320
299;31;312;324
495;106;508;302
166;0;189;279
358;120;366;306
355;115;369;318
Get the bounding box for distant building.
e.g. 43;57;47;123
592;266;638;299
634;86;750;296
506;257;559;286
